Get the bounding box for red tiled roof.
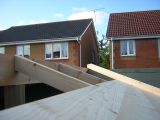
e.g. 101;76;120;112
106;10;160;37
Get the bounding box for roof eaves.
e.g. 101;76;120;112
79;19;92;40
0;37;78;46
107;34;160;40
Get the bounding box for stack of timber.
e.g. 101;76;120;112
0;55;160;120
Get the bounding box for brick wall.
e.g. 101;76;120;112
5;45;16;55
41;41;80;66
81;25;99;67
113;38;160;68
5;41;80;66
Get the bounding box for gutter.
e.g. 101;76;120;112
107;34;160;40
0;37;78;46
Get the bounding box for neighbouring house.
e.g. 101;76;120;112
106;10;160;69
0;19;99;67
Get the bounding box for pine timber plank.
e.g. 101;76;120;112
0;72;40;86
59;64;105;84
0;54;14;82
0;80;159;120
14;55;91;92
87;64;160;96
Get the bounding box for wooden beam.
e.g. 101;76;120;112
15;55;91;92
0;54;14;81
0;72;40;86
87;64;160;96
34;61;105;84
58;64;106;84
4;85;25;108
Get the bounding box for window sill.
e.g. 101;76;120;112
121;54;136;57
45;57;69;60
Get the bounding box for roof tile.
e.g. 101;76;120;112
106;10;160;37
0;19;92;43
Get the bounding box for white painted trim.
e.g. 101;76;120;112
120;40;136;56
16;44;30;57
0;37;78;46
111;38;114;69
107;35;160;40
158;39;160;58
45;58;69;60
121;54;136;57
79;21;92;40
44;42;69;60
80;43;82;67
0;46;5;54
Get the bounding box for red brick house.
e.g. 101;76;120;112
106;10;160;69
0;19;99;67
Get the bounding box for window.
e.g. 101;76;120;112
53;43;61;58
0;47;5;54
120;40;135;56
158;39;160;57
45;42;68;59
16;45;30;58
45;44;52;59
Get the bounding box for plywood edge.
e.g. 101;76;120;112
87;64;160;96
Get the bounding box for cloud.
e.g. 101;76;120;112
68;8;109;26
0;26;7;31
17;19;48;26
53;13;64;18
17;20;26;26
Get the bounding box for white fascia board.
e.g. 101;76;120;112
79;21;92;40
107;35;160;40
0;37;78;46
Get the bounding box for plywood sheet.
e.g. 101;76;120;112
0;80;159;120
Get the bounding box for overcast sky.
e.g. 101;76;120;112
0;0;160;39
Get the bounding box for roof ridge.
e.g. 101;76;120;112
110;9;160;15
9;18;93;29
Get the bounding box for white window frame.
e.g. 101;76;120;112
45;42;69;60
120;40;136;56
16;44;30;57
158;39;160;58
0;46;5;54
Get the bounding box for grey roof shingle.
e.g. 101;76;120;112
0;19;92;43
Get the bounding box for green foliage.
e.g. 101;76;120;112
98;37;110;68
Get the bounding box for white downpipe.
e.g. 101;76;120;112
80;43;82;67
111;38;114;69
77;39;82;67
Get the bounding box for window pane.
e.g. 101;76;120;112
0;47;5;54
45;44;52;59
128;40;134;54
16;46;23;56
120;41;127;55
24;45;30;58
61;42;68;58
53;43;60;58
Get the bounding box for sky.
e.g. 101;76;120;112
0;0;160;40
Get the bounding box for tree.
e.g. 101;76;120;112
98;35;110;68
